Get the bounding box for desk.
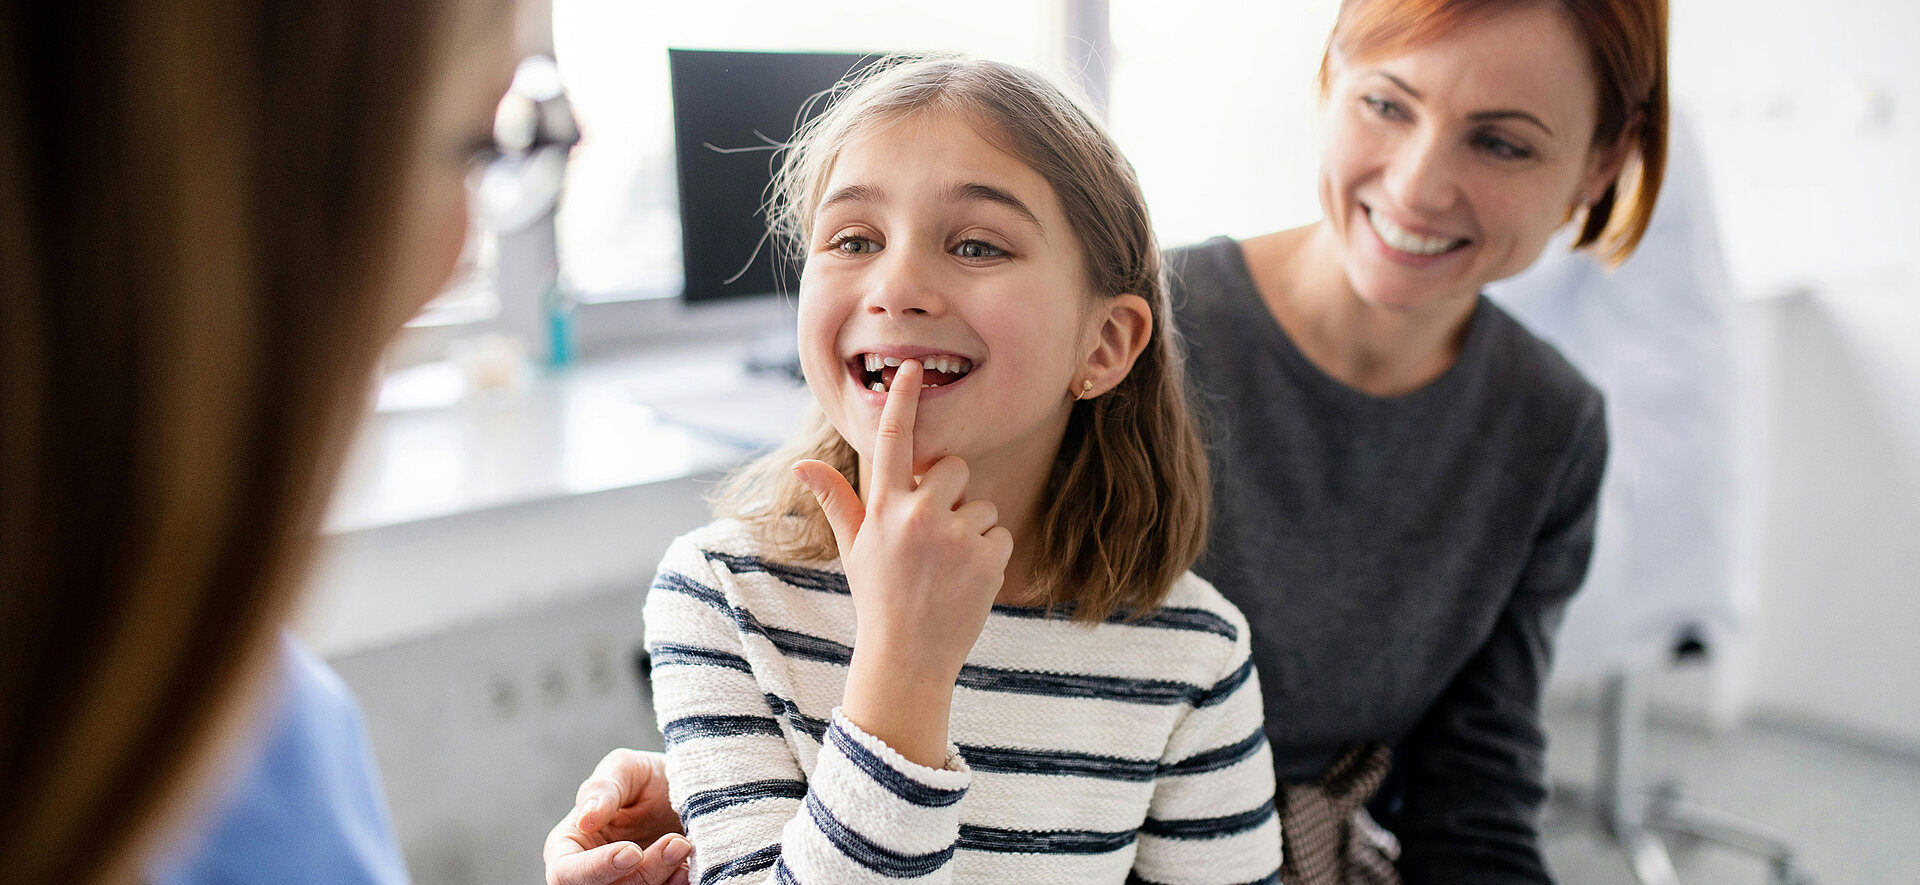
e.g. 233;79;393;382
300;340;811;658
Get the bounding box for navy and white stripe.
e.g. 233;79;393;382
647;520;1281;884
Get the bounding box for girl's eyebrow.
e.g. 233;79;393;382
818;183;884;215
949;182;1044;234
817;180;1047;235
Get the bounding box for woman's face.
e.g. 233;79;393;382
1317;2;1625;315
382;5;519;333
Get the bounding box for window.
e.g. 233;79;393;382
1104;0;1339;248
551;0;1072;303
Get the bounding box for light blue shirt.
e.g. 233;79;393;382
152;636;410;885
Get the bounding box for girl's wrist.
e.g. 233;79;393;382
842;654;959;768
851;629;967;685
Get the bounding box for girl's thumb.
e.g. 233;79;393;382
792;460;861;554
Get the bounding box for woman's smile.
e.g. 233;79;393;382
1363;205;1469;258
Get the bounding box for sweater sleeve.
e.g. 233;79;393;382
645;535;973;884
1385;397;1608;885
1129;602;1282;885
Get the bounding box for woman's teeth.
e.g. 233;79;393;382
1367;210;1465;256
860;353;973;392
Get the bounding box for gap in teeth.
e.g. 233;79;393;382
866;379;944;392
860;353;972;376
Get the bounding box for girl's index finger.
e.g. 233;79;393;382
872;358;923;496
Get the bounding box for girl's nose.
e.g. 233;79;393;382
1383;131;1458;216
864;251;945;317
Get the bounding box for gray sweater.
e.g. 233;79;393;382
1168;237;1607;884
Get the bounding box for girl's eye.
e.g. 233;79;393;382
1362;94;1406;121
953;240;1005;260
1473;132;1533;160
832;235;880;254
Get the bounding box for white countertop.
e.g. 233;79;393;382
302;340;814;657
326;340;814;535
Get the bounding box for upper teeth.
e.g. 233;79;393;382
1368;210;1462;256
862;353;973;375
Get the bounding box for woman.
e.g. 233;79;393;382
0;1;519;882
550;0;1666;882
1167;0;1660;879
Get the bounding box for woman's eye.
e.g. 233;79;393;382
1362;95;1405;121
1474;132;1533;160
954;240;1005;259
832;236;880;254
464;134;503;173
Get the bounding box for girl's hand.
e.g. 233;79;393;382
793;359;1012;766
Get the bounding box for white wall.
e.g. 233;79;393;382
1743;290;1920;751
1671;0;1920;749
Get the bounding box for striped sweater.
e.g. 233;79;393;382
644;519;1282;885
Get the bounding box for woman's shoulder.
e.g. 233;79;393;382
1469;298;1607;428
1165;234;1241;265
1165;235;1253;301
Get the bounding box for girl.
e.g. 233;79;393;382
643;56;1281;884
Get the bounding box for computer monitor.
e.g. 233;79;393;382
667;49;882;303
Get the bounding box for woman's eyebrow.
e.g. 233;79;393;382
1468;109;1554;137
949;182;1044;234
1369;70;1555;137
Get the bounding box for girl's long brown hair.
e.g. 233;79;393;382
716;56;1211;624
0;1;456;880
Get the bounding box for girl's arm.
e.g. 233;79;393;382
646;536;973;885
1129;595;1282;885
794;359;1012;766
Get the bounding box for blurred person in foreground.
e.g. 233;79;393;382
0;3;688;883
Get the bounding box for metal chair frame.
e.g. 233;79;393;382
1552;668;1813;885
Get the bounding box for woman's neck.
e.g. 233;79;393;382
1243;223;1478;398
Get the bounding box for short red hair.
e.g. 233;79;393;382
1317;0;1668;266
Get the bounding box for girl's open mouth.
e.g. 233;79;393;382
851;353;974;392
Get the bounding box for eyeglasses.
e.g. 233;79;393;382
471;55;580;233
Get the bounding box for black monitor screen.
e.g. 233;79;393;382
668;49;881;303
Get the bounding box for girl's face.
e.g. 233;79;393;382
1317;2;1626;315
797;111;1101;481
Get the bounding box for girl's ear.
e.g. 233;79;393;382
1074;294;1153;399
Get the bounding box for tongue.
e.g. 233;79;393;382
880;364;968;388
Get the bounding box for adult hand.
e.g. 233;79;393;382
542;748;688;885
793;359;1012;766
